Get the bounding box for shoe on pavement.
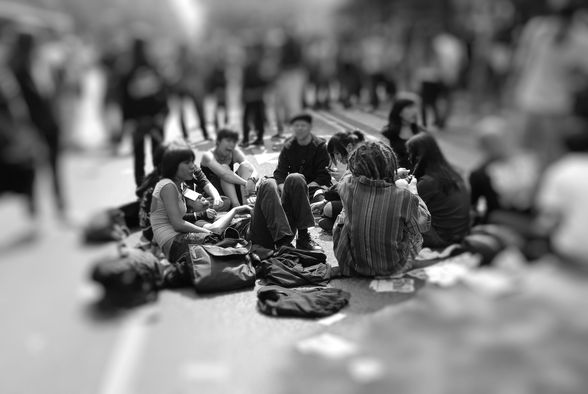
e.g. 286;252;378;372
238;141;250;148
296;233;324;252
251;139;264;146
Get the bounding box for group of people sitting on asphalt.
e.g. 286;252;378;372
130;97;588;277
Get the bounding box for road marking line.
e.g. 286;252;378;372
98;307;156;394
317;312;347;326
310;110;347;132
312;110;380;141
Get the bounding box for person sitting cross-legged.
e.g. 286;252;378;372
273;113;331;250
333;141;431;277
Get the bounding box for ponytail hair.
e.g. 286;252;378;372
327;129;366;165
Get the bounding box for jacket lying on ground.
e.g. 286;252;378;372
257;285;350;318
256;246;331;287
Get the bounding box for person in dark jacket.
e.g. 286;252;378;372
274;113;332;198
241;44;268;147
271;113;329;251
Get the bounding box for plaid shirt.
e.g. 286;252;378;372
333;174;431;277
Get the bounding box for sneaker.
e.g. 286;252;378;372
296;233;324;252
238;141;250;148
271;133;285;141
251;139;264;146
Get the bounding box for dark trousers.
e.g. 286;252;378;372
132;117;165;187
45;129;65;213
420;80;450;129
180;92;208;140
242;100;265;143
213;92;228;130
249;174;315;249
369;72;396;110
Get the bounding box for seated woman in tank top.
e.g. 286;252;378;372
150;148;253;262
152;146;326;261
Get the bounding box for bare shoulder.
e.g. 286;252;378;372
200;150;215;164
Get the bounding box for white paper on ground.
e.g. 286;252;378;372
423;252;481;287
406;268;428;280
296;333;358;359
369;278;415;293
415;244;461;261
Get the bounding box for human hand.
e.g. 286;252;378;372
212;196;224;209
311;200;327;215
246;195;257;207
205;208;217;220
397;167;410;179
407;177;418;195
395;177;418;194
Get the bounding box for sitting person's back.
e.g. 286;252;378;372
406;132;471;247
334;141;431;276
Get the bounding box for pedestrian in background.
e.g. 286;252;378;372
9;30;66;218
121;36;170;187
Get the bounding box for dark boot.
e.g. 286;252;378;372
296;231;323;252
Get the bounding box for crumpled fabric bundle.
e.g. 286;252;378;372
256;246;330;287
90;247;166;308
257;285;350;318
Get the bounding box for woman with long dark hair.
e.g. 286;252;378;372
406;132;471;248
312;129;365;232
381;97;423;169
150;148;251;262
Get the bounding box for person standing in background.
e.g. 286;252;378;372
9;30;66;218
511;0;588;172
241;42;268;147
121;36;170;187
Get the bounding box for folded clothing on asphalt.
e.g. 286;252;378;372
256;246;330;288
257;285;350;318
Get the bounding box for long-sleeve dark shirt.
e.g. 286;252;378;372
417;175;471;243
273;135;332;187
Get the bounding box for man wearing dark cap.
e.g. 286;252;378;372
271;113;331;251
